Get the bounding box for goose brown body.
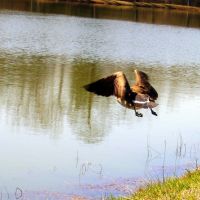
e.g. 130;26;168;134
84;70;158;117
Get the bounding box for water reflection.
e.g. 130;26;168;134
68;59;108;143
0;53;111;142
0;52;200;198
0;54;63;131
0;0;200;28
0;52;200;143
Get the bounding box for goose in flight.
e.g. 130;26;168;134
84;70;158;117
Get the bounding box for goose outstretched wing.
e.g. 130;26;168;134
84;71;131;99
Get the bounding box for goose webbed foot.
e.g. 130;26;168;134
133;103;143;117
150;109;157;116
135;112;143;117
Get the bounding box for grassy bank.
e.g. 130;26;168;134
110;169;200;200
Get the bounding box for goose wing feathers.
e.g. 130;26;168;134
84;71;131;98
132;70;158;100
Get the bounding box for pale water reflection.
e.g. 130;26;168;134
0;8;200;199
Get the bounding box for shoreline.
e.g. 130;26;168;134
36;0;200;13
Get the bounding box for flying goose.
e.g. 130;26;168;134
84;70;158;117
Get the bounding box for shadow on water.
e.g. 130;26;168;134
0;0;200;28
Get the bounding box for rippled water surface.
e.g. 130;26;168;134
0;2;200;199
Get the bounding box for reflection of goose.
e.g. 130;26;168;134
84;70;158;117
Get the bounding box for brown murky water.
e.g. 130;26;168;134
0;1;200;199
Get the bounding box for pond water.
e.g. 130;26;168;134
0;1;200;200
